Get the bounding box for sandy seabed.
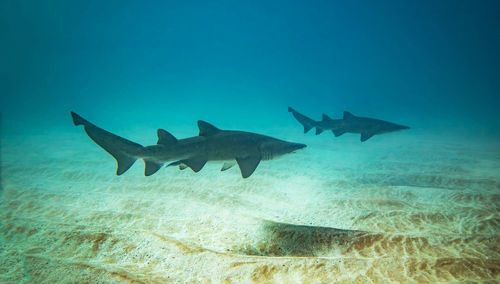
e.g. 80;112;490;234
1;128;499;283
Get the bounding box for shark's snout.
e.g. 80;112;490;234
291;142;307;152
296;143;307;149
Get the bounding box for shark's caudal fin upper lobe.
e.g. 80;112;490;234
288;107;318;134
71;111;144;175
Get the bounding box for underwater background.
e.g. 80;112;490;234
1;0;499;282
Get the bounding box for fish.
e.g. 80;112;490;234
71;111;306;178
289;107;409;142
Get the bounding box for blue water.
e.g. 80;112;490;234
1;1;499;282
1;0;499;136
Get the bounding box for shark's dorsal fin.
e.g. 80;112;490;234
343;111;355;119
157;129;177;145
198;121;221;136
322;114;332;121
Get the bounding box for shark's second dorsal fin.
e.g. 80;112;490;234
322;114;332;121
157;129;177;145
198;121;220;136
343;111;355;119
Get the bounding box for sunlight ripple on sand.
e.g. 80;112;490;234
1;131;499;282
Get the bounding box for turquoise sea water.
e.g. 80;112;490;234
1;1;499;282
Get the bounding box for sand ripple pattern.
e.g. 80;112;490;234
1;132;499;282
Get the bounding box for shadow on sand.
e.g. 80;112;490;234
233;220;371;257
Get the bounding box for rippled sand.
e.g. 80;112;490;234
1;129;499;283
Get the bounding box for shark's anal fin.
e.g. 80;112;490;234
167;160;187;170
360;132;375;142
181;157;207;172
157;129;177;145
167;161;181;167
333;129;345;137
144;160;163;176
236;156;261;178
221;161;236;171
315;127;324;135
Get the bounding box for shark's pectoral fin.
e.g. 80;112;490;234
360;132;375;142
315;127;324;135
236;156;261;178
144;160;163;176
182;157;207;173
333;129;345;137
221;161;236;171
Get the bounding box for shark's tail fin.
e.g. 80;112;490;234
288;106;317;134
70;111;144;175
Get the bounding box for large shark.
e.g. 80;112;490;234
71;112;306;178
288;107;409;142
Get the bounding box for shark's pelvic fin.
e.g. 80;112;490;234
360;132;375;142
236;155;261;178
221;161;236;171
144;160;163;176
157;129;177;145
182;157;207;172
198;121;221;136
333;129;345;137
70;111;143;176
343;111;355;119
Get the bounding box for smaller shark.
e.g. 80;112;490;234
288;107;409;142
71;112;306;178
